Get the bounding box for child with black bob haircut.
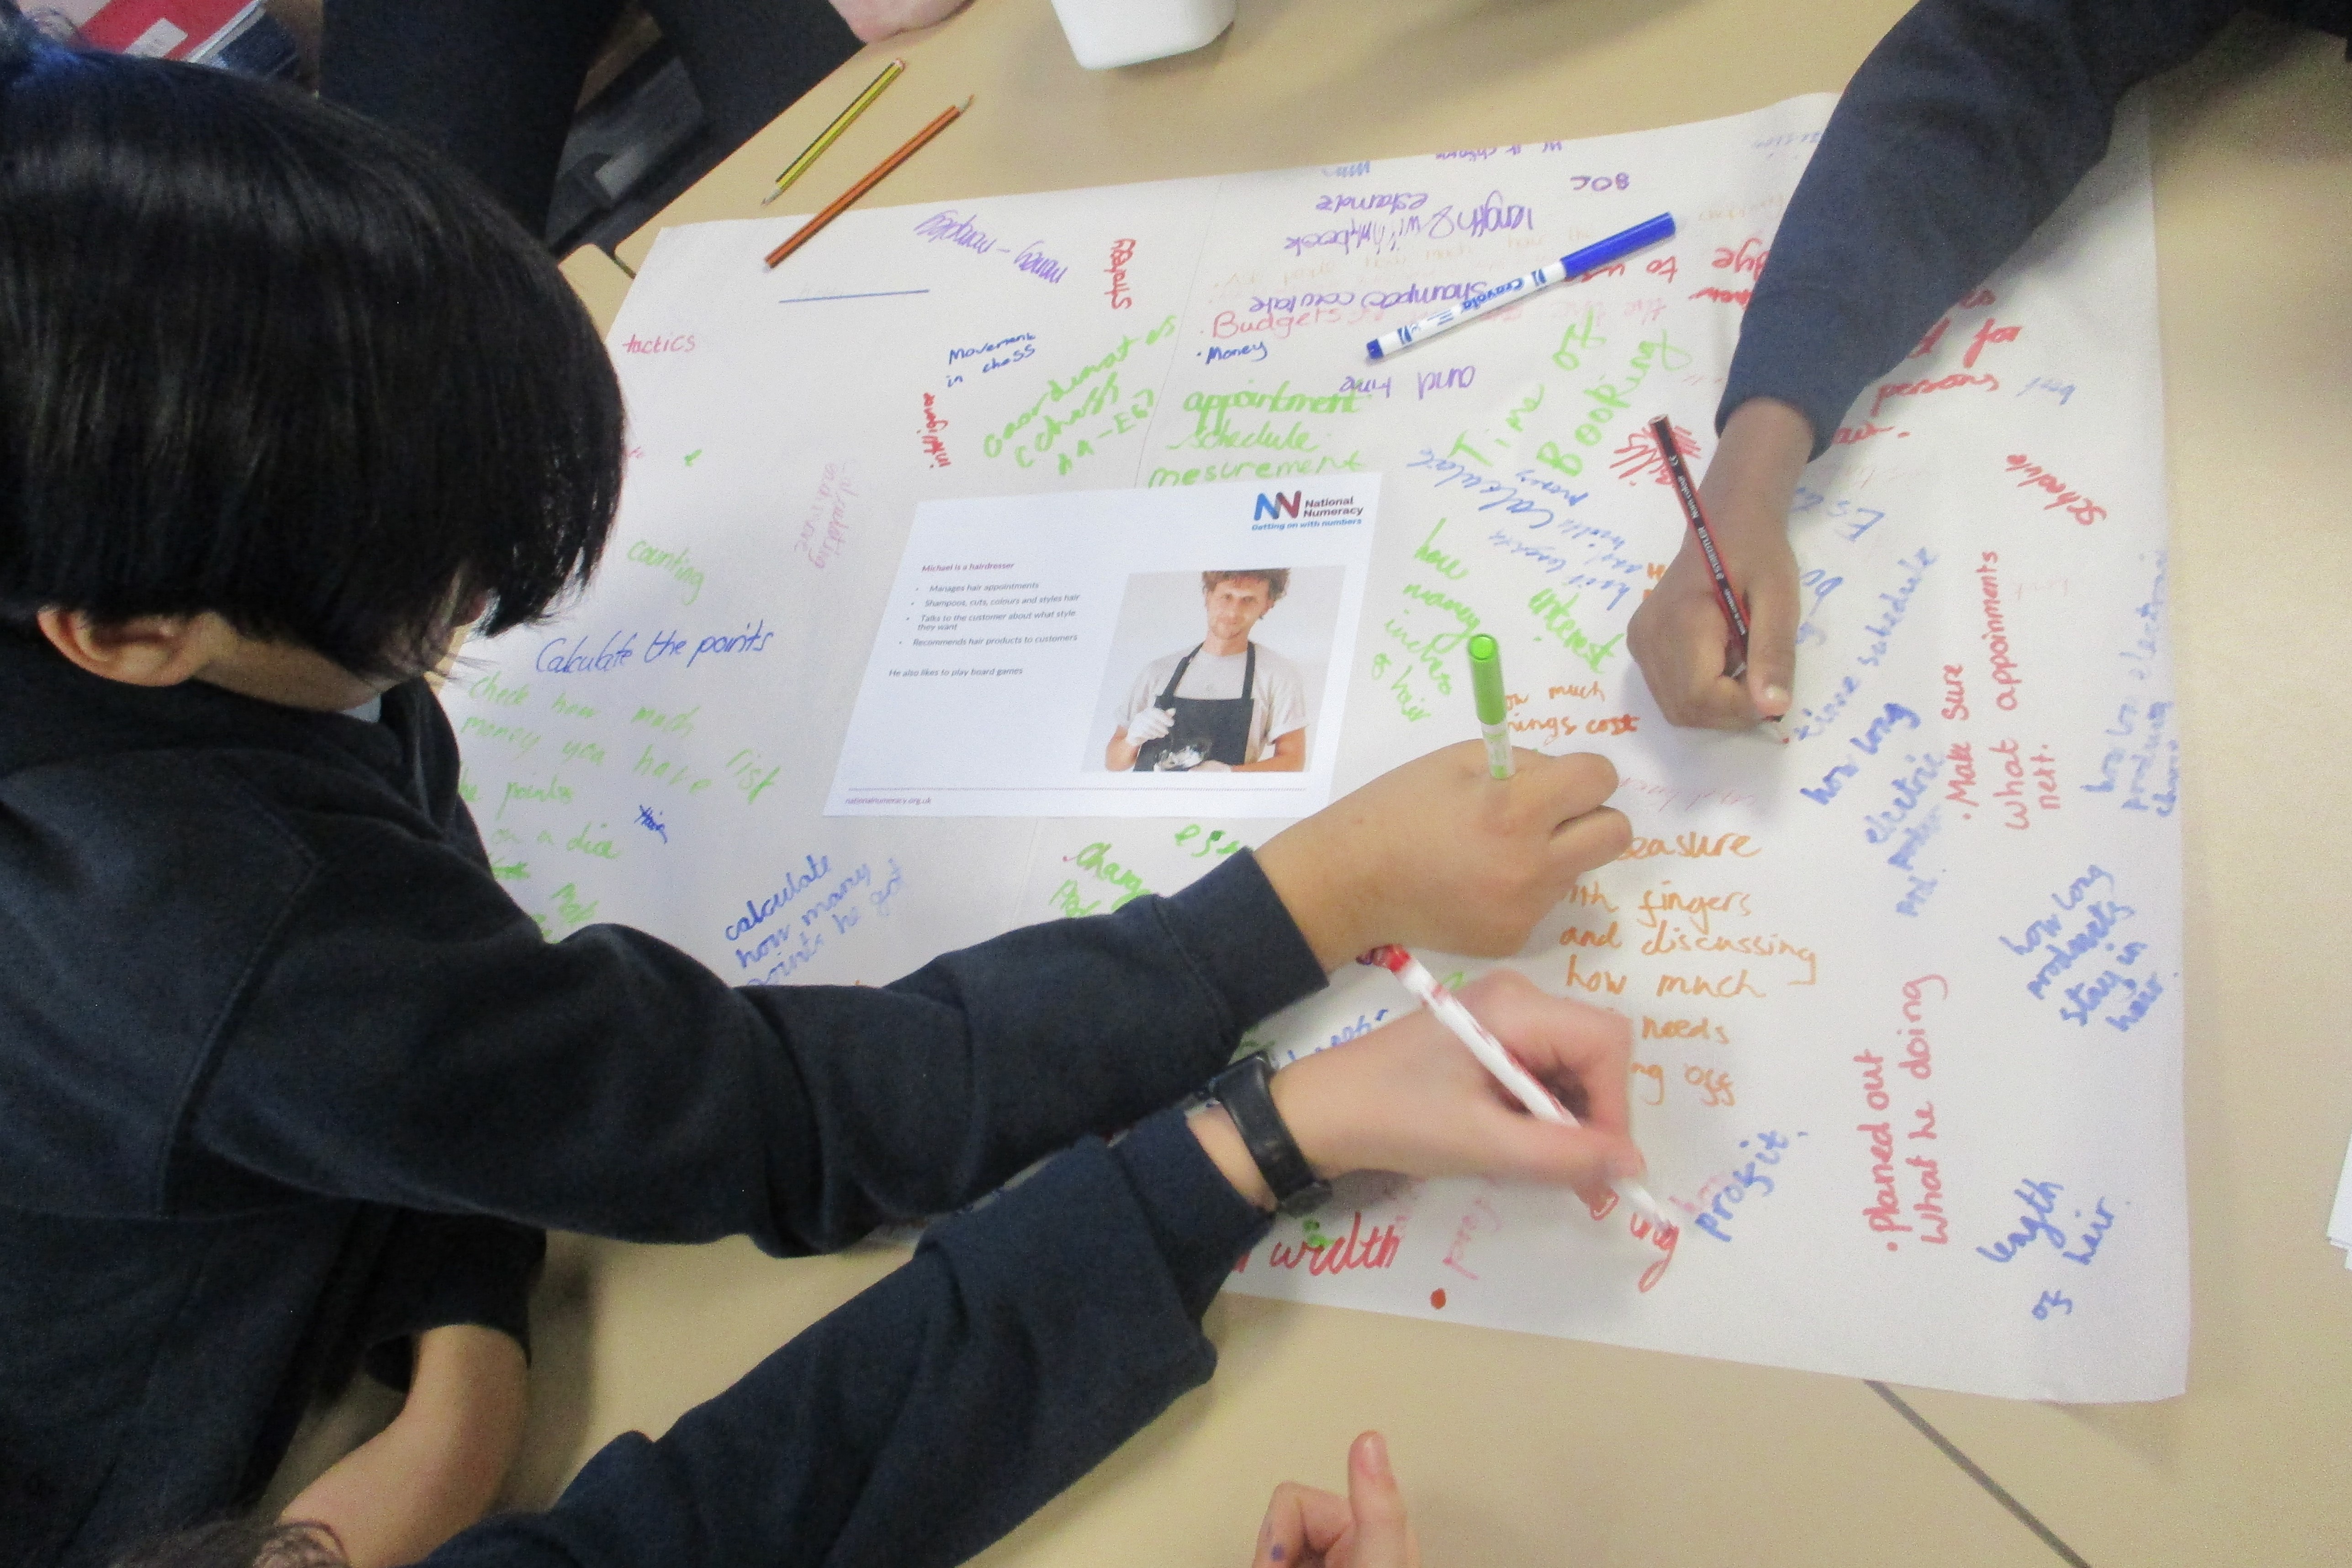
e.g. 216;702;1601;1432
0;18;1641;1568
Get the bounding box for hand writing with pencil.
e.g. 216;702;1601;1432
1627;396;1813;729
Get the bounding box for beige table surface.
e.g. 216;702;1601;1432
524;4;2352;1563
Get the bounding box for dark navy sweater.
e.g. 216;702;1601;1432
1722;0;2351;456
0;628;1311;1566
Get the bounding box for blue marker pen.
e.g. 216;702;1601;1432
1365;211;1675;360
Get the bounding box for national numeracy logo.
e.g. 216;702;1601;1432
1252;490;1303;521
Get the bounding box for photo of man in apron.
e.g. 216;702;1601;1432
1105;570;1309;773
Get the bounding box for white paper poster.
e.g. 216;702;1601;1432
443;94;2185;1400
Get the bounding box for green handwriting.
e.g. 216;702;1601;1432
624;538;707;605
565;822;620;861
1146;451;1366;487
725;748;781;806
1413;519;1469;581
1068;840;1154;910
497;773;573;820
1173;824;1247;859
632;744;714;794
460;715;541;757
1529;587;1623;673
630;702;698;739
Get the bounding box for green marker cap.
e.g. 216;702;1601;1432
1467;633;1506;723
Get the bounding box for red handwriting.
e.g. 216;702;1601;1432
1105;238;1136;310
621;332;696;354
1607;421;1698;487
1940;663;1968;722
1896;974;1943;1081
1908;290;1998;358
1645;253;1680;284
1946;741;1978;814
1832;420;1902;445
1871;371;1998;419
2003;453;2107;526
1857;978;1952;1246
1983;739;2056;829
1440;1191;1501;1280
1978;551;2019;708
1988;738;2028;829
919;393;951;468
1585;1189;1681;1291
1253;1210;1406;1274
1688;285;1752;306
1962;317;2020;369
1712;237;1768;275
795;460;855;568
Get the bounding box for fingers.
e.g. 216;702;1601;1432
1510;749;1632;899
1740;554;1802;723
1465;971;1633;1119
1256;1480;1353;1567
1628;583;1762;730
1346;1432;1421;1568
1514;748;1618;824
1456;974;1641;1201
1550;804;1632;881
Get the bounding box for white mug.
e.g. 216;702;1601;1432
1047;0;1237;69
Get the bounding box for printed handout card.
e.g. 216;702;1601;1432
826;479;1376;816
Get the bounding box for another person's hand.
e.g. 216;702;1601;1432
280;1324;528;1568
1254;743;1628;968
1626;396;1813;729
1193;969;1642;1212
1125;704;1176;745
1252;1432;1422;1568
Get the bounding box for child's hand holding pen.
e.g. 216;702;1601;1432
1625;396;1814;729
1255;743;1628;970
1189;968;1643;1216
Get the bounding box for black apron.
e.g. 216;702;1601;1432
1132;642;1256;771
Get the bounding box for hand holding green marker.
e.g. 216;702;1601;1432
1468;632;1512;779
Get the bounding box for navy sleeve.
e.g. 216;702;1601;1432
356;1212;545;1391
1721;0;2243;456
190;846;1324;1254
417;1107;1271;1568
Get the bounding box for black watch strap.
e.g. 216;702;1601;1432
1210;1054;1331;1216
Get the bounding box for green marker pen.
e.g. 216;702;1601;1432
1467;632;1512;779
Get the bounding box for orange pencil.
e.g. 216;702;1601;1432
763;96;972;269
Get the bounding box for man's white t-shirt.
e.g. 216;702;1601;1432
1123;642;1308;766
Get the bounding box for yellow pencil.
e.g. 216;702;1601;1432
760;58;906;207
764;97;970;269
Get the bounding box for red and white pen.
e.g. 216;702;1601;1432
1359;945;1675;1235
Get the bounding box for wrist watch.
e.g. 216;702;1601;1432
1209;1053;1331;1216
